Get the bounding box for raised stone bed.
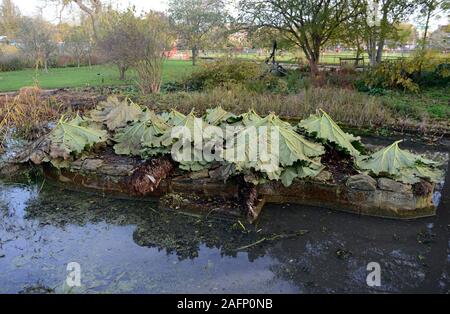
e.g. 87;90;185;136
41;150;437;222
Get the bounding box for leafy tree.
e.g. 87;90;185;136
365;0;416;65
418;0;449;49
18;17;58;72
168;0;228;66
387;23;417;48
238;0;361;74
429;24;449;50
98;8;173;91
336;0;416;65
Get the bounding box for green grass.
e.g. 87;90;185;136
0;60;194;92
380;87;450;120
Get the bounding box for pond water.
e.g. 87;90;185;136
0;136;449;293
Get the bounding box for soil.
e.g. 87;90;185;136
321;145;358;183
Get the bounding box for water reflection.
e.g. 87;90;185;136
0;181;299;293
0;176;448;293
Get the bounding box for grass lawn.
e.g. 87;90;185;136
0;60;194;92
380;87;450;120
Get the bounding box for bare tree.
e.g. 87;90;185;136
134;11;174;94
97;7;173;89
96;8;140;80
44;0;102;40
18;17;58;72
64;25;90;67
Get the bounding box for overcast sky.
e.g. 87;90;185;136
12;0;449;31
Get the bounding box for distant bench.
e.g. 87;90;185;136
339;57;365;68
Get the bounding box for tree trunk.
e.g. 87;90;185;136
422;7;432;50
90;15;98;41
308;58;319;75
73;0;101;41
355;38;362;66
367;36;377;67
192;46;198;66
375;8;389;65
303;38;321;76
44;59;48;73
118;64;127;80
375;38;384;64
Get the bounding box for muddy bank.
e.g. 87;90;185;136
0;87;106;112
40;145;442;221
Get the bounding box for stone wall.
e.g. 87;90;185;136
41;154;437;220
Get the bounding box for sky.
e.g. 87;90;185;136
12;0;449;31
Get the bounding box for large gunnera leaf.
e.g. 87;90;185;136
400;165;444;184
141;111;208;158
90;96;143;131
49;116;108;159
358;140;442;184
166;112;220;163
18;115;108;164
204;107;237;126
159;109;186;126
114;110;170;156
298;109;361;157
224;113;325;181
141;111;172;149
358;140;435;174
239;109;263;126
171;111;206;137
280;162;325;187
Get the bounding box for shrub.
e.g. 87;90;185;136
55;55;79;68
363;51;450;93
181;59;314;94
54;54;102;68
183;59;265;91
0;54;26;72
0;86;64;149
285;70;312;92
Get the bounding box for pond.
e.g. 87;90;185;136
0;136;449;293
